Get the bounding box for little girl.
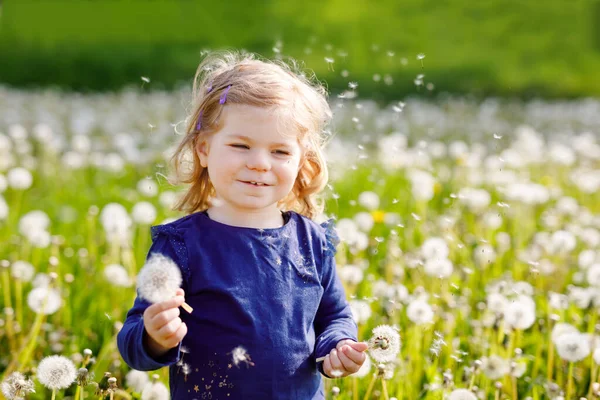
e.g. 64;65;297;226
117;51;367;399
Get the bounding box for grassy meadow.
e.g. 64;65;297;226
0;86;600;399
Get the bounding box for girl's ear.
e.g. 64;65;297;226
196;138;210;168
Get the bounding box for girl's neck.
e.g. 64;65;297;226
205;206;285;229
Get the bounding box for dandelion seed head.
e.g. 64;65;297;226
131;201;157;225
10;260;35;282
141;381;169;400
1;371;36;400
136;253;182;304
104;263;132;287
37;355;77;390
368;325;401;363
125;370;149;393
480;355;509;380
447;388;477;400
7;167;33;190
556;332;591;362
27;287;62;315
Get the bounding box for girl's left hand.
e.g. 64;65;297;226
322;339;368;378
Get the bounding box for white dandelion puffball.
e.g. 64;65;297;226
423;257;453;278
480;355;510;380
131;201;157;225
137;177;159;197
349;300;372;324
367;325;401;363
159;190;179;208
594;348;600;365
104;264;132;287
447;388;477;400
137;253;190;313
27;287;62;315
551;323;579;344
125;370;149;393
406;299;434;325
421;237;449;260
11;260;35;282
37;355;77;390
503;296;536;330
556;332;591;362
1;371;36;399
358;191;380;210
7;167;33;190
18;210;50;237
141;381;169;400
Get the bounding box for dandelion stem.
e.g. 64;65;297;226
362;373;378;400
588;362;597;399
353;376;358;400
51;389;56;400
381;378;389;400
512;376;517;400
1;266;17;352
566;361;574;400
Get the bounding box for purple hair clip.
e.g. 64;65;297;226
219;85;232;105
207;83;213;93
195;110;203;131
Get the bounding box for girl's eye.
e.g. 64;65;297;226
230;144;249;149
273;150;291;155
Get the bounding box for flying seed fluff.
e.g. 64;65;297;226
170;50;333;219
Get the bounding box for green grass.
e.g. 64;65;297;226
1;0;600;98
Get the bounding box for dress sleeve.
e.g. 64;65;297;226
314;219;358;377
117;224;189;371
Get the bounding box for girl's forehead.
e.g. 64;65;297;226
219;104;303;143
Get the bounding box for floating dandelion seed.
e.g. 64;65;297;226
493;133;503;139
417;53;426;68
141;76;150;83
325;57;335;71
367;325;401;363
136;253;193;313
230;346;255;368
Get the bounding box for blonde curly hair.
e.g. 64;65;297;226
170;50;333;219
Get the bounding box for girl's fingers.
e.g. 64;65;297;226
340;345;367;365
328;349;344;373
337;347;360;373
164;322;187;348
151;307;180;330
157;317;182;338
323;354;332;376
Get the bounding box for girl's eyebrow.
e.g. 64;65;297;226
227;134;294;148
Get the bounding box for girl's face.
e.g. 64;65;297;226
197;104;303;220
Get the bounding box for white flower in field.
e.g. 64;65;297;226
447;388;477;400
0;195;7;220
335;218;359;242
482;212;502;230
104;264;132;287
102;152;126;173
551;323;579;344
580;250;599;269
141;381;169;400
100;203;132;243
421;237;449;261
0;174;6;192
72;134;91;153
27;287;62;315
137;178;158;197
33;123;54;143
555;196;579;216
549;143;576;166
339;264;364;285
568;286;594;309
352;353;371;378
448;141;468;159
32;273;51;288
37;355;77;390
349;300;372;324
354;212;374;232
495;232;511;253
423;258;453;279
513;281;534;296
458;187;491;212
474;244;496;266
581;228;600;248
137;253;182;304
556;332;591;362
570;168;600;194
62;152;87;169
158;190;179;209
504;182;550;205
367;325;401;363
27;229;51;248
7;167;33;190
406;299;434;325
132;202;157;225
0;133;12;152
548;292;569;310
8;124;27;141
587;264;600;287
358;191;380;210
1;371;36;399
480;355;510;380
18;210;50;237
504;296;536;330
408;169;435;201
125;370;149;392
594;348;600;365
10;260;34;282
547;230;577;255
486;293;508;314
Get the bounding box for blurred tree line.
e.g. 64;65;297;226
1;0;599;99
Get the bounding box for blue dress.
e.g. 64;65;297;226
117;210;357;399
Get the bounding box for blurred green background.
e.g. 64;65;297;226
1;0;599;99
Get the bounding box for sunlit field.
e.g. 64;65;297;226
1;86;600;399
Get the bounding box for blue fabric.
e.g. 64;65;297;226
117;211;357;399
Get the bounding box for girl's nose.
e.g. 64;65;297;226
246;150;270;171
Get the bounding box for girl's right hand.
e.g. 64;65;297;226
143;288;188;357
